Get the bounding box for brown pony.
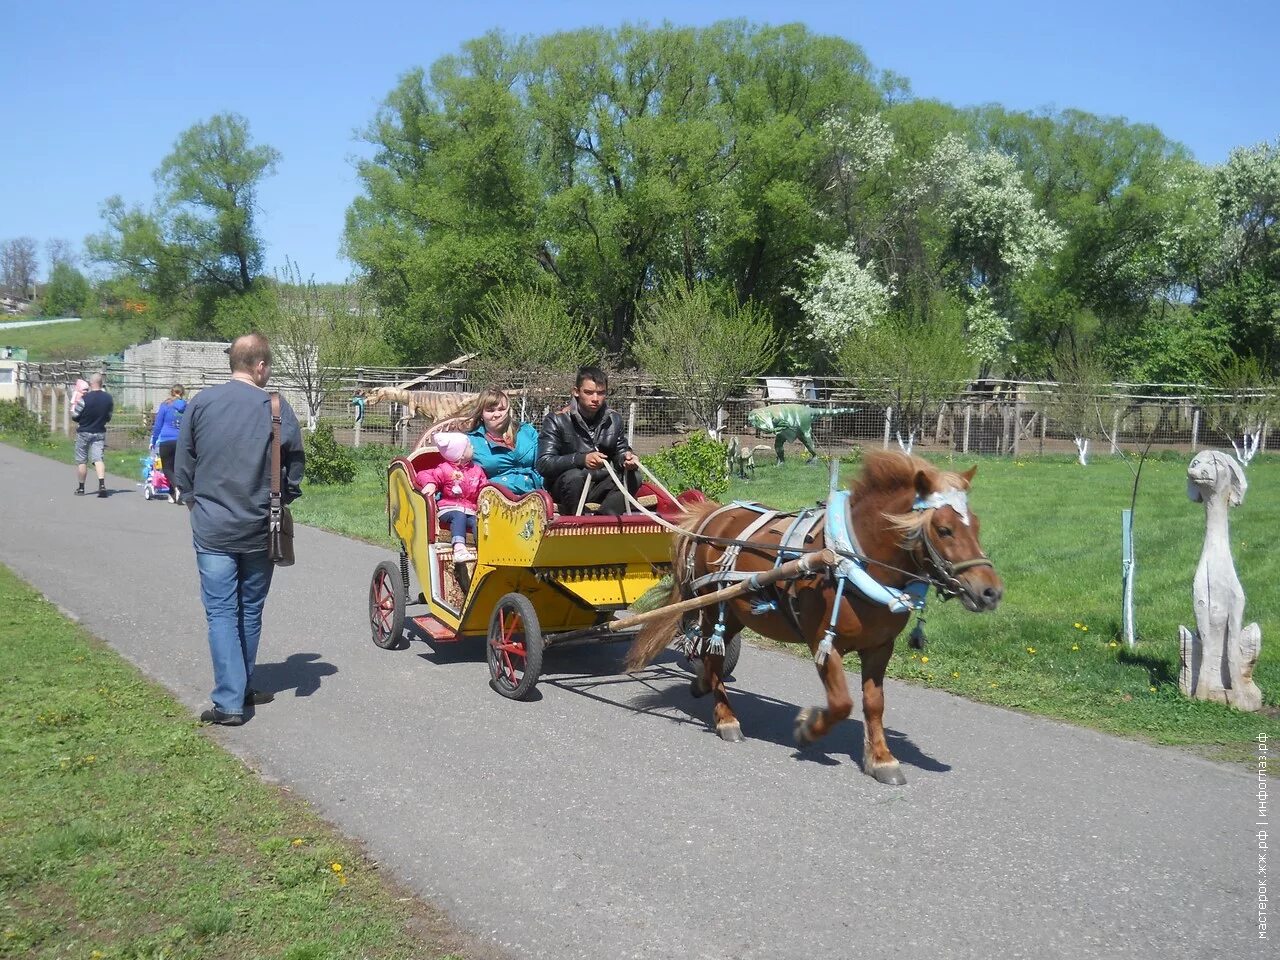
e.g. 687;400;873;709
626;451;1003;785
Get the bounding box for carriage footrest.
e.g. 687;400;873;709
411;615;460;642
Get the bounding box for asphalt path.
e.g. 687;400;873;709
0;442;1266;960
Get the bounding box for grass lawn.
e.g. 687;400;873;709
739;451;1280;763
0;316;150;361
0;564;477;960
5;412;1277;762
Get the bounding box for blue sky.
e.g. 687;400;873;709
3;0;1275;283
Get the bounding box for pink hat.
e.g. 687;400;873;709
432;431;470;463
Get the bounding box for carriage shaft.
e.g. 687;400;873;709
603;549;836;634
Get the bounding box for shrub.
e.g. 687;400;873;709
0;400;49;444
642;432;729;501
303;421;357;485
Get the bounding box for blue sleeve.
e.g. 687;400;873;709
150;405;165;447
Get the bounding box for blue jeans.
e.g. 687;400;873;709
195;546;275;715
440;510;476;543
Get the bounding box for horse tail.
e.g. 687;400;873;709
625;500;721;671
626;577;684;671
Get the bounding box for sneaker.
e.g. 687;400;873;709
199;707;245;726
452;544;476;563
75;487;85;496
97;488;108;499
244;689;275;706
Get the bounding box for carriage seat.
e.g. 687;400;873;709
400;447;704;531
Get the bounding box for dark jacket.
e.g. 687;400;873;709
75;390;113;434
173;380;305;554
536;400;632;483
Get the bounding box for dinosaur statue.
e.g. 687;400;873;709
356;386;478;433
745;404;859;463
725;436;772;479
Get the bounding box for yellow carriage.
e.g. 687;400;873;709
368;446;733;698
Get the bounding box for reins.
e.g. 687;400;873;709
598;460;986;598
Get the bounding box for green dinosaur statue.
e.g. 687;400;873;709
745;403;859;463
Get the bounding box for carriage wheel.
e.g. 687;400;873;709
487;593;543;700
684;631;742;679
722;633;742;677
368;560;407;650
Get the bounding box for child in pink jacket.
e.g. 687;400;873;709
415;431;487;563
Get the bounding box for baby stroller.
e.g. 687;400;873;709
141;449;172;501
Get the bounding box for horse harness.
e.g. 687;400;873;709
676;490;991;664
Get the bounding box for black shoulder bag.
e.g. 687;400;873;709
268;393;295;566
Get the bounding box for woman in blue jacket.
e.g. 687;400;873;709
150;384;187;503
464;387;544;497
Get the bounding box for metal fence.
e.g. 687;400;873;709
12;359;1276;460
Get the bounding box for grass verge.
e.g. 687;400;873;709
0;316;150;362
0;563;486;960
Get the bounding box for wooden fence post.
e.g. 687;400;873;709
962;404;972;454
627;401;637;447
1190;408;1200;451
1012;400;1023;457
882;406;892;450
50;385;59;434
1110;410;1121;454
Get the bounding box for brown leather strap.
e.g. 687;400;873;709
270;393;282;509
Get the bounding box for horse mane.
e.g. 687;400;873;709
850;451;968;538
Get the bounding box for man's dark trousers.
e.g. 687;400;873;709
550;467;639;516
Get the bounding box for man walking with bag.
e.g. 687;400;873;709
173;333;305;726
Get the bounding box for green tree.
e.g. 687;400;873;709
458;285;596;393
257;262;384;430
87;113;280;337
1193;140;1280;367
39;262;91;318
632;277;778;435
839;307;976;448
345;22;894;361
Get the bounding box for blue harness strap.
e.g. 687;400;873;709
825;491;927;615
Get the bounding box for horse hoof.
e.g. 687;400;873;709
867;763;906;786
793;707;818;747
717;722;745;743
689;676;710;699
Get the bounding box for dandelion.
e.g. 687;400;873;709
330;862;343;874
1108;641;1118;649
1026;647;1036;655
951;671;959;678
1071;644;1079;651
291;838;305;847
1082;626;1089;632
1073;622;1082;629
989;682;998;688
1149;686;1157;693
920;656;929;663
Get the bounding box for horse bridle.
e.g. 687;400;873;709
904;517;994;604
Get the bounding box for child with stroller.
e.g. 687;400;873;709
414;431;487;563
150;385;187;503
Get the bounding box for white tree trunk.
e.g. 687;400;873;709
1074;436;1089;466
895;430;915;455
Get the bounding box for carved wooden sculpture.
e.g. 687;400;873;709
1178;450;1263;711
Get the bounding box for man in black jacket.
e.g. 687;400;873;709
537;366;639;515
73;373;113;497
